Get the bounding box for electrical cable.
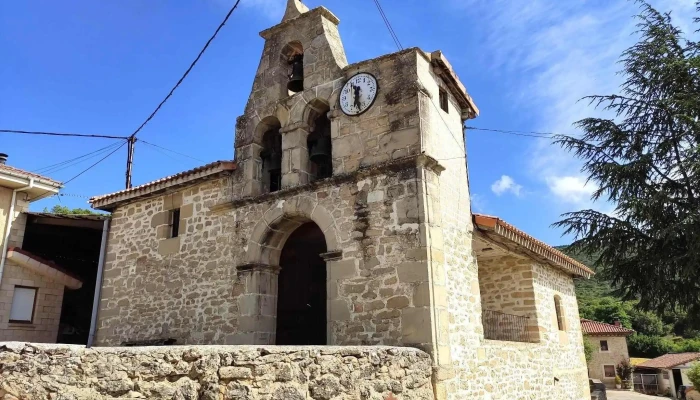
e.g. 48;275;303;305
465;126;556;138
371;0;403;50
63;141;128;185
128;0;242;140
0;129;127;140
139;139;206;163
34;142;124;174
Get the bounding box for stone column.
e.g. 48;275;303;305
280;122;312;189
235;264;280;345
321;250;343;345
236;143;264;197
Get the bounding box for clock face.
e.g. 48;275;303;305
339;73;378;116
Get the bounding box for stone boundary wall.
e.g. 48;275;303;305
0;343;434;400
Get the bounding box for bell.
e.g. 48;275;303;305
287;55;304;93
309;136;332;164
262;149;282;172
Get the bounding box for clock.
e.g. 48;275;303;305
339;73;378;116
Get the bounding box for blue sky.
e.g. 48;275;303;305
0;0;694;245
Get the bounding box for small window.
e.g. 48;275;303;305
439;88;449;112
662;371;670;380
603;365;616;378
554;295;566;331
600;340;609;351
168;208;181;238
9;286;37;323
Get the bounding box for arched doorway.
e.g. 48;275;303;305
276;222;327;345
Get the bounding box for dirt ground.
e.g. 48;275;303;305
606;390;666;399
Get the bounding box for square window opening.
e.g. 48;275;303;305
600;340;609;351
439;88;449;113
168;208;181;238
604;365;616;378
9;286;37;323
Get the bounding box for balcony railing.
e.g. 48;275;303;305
482;309;532;343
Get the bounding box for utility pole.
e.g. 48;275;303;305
125;137;136;189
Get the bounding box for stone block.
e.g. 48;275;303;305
158;237;181;256
180;203;194;219
151;212;168;228
328;259;356;280
328;299;351;321
397;261;428;283
401;307;432;344
413;282;430;307
219;366;252;379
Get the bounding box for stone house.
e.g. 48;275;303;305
88;1;593;398
0;154;83;343
581;319;634;388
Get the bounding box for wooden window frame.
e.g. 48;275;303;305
439;88;449;113
603;364;616;378
8;285;38;324
554;295;566;331
168;208;181;238
600;340;609;352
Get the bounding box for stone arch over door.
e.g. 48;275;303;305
238;197;341;345
246;197;339;266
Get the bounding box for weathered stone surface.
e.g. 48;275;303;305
0;344;433;400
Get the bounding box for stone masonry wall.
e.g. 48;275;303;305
0;342;434;400
96;158;437;351
586;335;629;387
477;254;538;320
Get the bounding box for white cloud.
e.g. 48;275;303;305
450;0;694;210
491;175;523;197
546;176;596;205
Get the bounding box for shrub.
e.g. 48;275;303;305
583;338;595;364
688;362;700;390
617;360;634;388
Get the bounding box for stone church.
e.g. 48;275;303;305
89;1;593;398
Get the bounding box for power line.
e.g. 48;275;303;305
64;141;128;185
34;142;124;174
0;129;128;140
371;0;403;50
466;126;556;138
139;139;206;163
370;0;467;153
128;0;242;140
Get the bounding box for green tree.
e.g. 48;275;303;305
554;2;700;318
579;297;633;328
628;334;674;358
43;205;98;215
630;309;669;337
583;337;595;364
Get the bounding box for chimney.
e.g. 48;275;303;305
614;320;621;327
0;153;8;164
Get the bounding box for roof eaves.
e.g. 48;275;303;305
473;213;594;278
7;247;82;289
430;50;479;119
90;161;236;210
0;167;62;188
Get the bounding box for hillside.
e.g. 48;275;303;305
558;246;700;358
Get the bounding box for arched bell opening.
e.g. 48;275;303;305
275;221;327;345
259;118;282;193
282;41;304;96
306;100;332;180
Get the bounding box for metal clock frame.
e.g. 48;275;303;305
339;72;379;117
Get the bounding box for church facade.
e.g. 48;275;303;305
90;1;592;398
